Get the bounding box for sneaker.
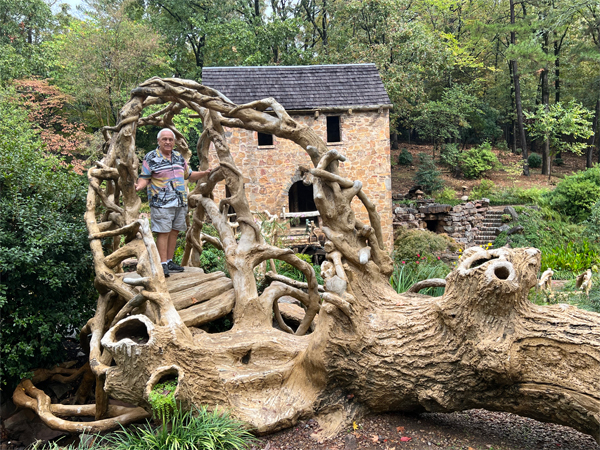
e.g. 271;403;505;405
162;263;170;278
167;260;184;273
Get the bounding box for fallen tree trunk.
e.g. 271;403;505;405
14;78;600;443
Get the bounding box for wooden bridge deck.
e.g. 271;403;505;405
120;268;236;328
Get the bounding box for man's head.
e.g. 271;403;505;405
157;128;175;154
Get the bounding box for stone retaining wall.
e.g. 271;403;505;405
393;199;491;246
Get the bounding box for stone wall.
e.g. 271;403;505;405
393;199;491;246
209;110;393;248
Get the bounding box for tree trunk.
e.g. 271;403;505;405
510;0;529;175
13;78;600;445
541;32;551;177
555;39;562;159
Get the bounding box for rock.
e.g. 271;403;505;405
481;198;490;205
0;397;15;420
344;433;358;450
461;195;469;201
497;224;510;235
507;225;524;235
325;275;347;295
278;295;301;306
278;303;306;324
3;409;66;447
48;381;71;400
504;206;519;221
465;202;474;209
419;204;452;214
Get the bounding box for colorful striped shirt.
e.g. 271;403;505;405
140;149;191;208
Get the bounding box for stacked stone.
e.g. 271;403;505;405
393;198;490;246
392;206;420;229
442;199;489;244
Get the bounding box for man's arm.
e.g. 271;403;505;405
135;178;150;191
188;168;212;182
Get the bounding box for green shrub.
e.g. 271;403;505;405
545;167;600;222
493;206;599;278
501;214;512;223
440;143;461;176
496;140;509;151
486;186;551;206
435;187;459;205
470;179;495;199
541;240;598;274
394;229;458;263
276;253;322;285
0;91;95;390
397;148;413;166
553;157;565;166
527;153;542;168
414;153;444;194
585;199;600;242
459;141;499;179
199;244;228;274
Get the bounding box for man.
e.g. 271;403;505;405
135;128;210;277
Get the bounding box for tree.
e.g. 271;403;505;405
49;1;171;126
0;88;95;390
13;78;90;174
13;79;600;446
0;0;53;83
509;0;529;175
525;100;594;179
411;85;476;156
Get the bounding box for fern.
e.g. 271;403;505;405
148;379;178;422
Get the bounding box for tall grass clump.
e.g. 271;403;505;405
101;406;255;450
390;256;451;296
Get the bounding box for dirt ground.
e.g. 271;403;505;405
390;144;596;195
256;409;600;450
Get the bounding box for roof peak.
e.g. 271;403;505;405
203;63;376;70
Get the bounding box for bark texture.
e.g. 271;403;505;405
13;78;600;442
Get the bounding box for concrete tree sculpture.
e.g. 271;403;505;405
13;78;600;443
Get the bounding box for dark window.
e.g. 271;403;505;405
326;116;341;143
289;181;317;214
288;181;319;227
257;132;273;146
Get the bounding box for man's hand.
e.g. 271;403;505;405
189;168;211;182
135;178;150;191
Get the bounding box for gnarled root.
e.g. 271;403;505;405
13;369;150;433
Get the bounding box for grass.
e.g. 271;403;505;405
530;275;600;313
40;406;256;450
390;258;451;296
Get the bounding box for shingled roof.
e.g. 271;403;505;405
202;64;391;110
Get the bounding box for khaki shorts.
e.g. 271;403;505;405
150;206;188;233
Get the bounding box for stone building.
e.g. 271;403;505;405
202;64;394;248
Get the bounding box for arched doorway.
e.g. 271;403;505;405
288;181;319;228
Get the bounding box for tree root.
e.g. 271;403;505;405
14;379;150;433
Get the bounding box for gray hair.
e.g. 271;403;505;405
157;128;175;140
